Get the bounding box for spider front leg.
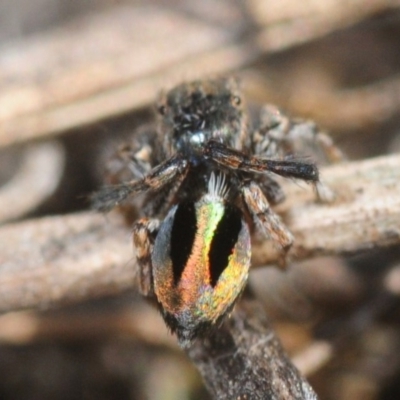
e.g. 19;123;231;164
102;126;160;187
257;174;286;205
142;160;189;218
205;140;319;182
254;104;345;163
91;155;188;212
206;139;334;206
242;181;293;266
253;105;344;202
104;142;153;185
132;218;160;297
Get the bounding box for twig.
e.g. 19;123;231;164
243;71;400;134
0;303;174;347
0;1;397;147
0;212;134;312
254;153;400;265
187;298;318;399
0;141;64;223
0;5;256;147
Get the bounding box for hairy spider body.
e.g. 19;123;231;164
93;77;342;346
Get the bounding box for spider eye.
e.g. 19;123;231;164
157;104;166;115
231;95;241;106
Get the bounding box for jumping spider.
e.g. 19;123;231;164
92;77;342;346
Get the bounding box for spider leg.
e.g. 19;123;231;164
258;174;286;205
105;143;153;184
242;181;293;265
252;105;343;202
102;126;160;185
254;104;345;163
91;155;188;212
205;140;319;182
132;217;160;297
142;161;189;217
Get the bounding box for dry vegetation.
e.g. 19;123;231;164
0;1;400;399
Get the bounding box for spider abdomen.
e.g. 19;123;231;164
151;187;251;345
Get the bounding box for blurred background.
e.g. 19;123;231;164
0;0;400;399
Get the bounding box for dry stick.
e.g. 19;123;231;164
0;304;174;347
187;299;318;400
0;141;65;223
248;0;399;28
0;5;255;147
0;212;135;313
0;153;399;314
254;152;400;265
243;70;400;134
0;1;397;147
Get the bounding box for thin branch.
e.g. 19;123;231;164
187;298;318;399
253;153;400;265
0;141;65;223
0;1;397;147
0;212;134;313
0;5;256;147
243;71;400;134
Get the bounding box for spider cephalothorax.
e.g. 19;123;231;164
92;77;341;346
157;78;247;157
